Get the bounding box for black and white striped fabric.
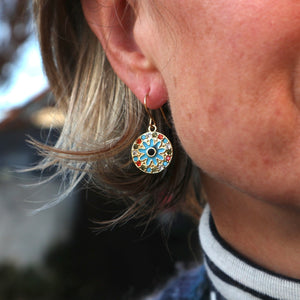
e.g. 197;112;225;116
199;205;300;300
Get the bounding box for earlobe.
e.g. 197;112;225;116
80;0;168;109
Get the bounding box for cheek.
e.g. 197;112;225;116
152;0;300;203
171;89;300;204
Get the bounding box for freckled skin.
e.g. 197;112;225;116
133;0;300;278
137;0;300;206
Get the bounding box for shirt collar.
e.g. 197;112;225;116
199;205;300;300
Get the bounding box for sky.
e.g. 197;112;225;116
0;33;49;122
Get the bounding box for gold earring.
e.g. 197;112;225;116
131;95;173;174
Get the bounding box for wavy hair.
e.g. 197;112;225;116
32;0;202;223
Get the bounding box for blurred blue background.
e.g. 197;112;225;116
0;0;48;120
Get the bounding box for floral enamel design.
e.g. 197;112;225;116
139;139;164;166
131;130;173;174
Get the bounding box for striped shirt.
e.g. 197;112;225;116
200;205;300;300
155;205;300;300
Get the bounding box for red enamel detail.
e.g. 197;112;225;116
137;138;142;144
158;134;163;140
166;156;171;162
136;161;142;167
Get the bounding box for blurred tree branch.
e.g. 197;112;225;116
0;0;31;84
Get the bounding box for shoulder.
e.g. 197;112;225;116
149;265;210;300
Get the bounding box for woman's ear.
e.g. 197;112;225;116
80;0;168;109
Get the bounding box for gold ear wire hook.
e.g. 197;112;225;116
144;95;157;131
159;106;172;129
144;95;172;130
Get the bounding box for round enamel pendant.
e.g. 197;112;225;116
131;130;173;174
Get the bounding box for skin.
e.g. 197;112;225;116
82;0;300;279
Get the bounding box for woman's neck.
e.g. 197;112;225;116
201;173;300;280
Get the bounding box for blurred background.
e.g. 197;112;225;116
0;1;201;299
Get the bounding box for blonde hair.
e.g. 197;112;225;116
32;0;201;222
